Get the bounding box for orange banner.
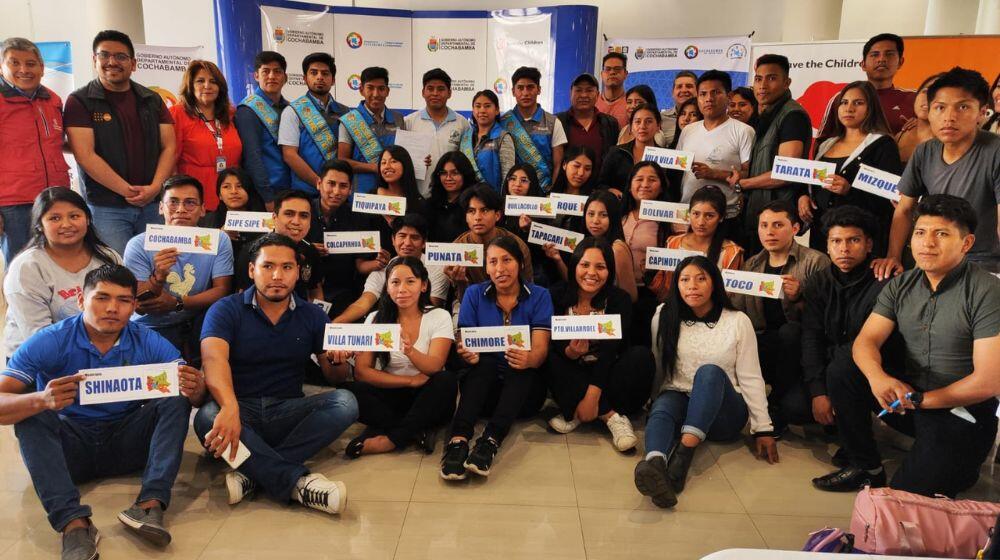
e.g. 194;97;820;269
896;35;1000;90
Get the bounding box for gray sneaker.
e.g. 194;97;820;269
61;523;99;560
117;503;171;547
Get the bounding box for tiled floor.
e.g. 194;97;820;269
0;409;996;559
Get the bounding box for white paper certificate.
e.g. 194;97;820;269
79;362;180;405
393;129;434;180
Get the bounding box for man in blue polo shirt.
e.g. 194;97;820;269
195;233;357;515
0;265;205;560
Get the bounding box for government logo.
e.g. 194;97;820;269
273;27;286;44
347;74;362;90
634;47;645;60
684;45;699;59
346;32;363;49
427;36;439;52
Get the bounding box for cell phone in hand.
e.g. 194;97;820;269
220;441;251;468
136;290;156;302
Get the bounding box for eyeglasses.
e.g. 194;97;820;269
603;66;625;74
95;51;131;63
438;170;462;178
166;199;200;210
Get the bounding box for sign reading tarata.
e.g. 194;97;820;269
771;156;838;187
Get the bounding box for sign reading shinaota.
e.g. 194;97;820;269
323;323;402;351
551;314;623;340
770;155;838;187
460;325;532;352
79;362;180;405
721;269;784;299
144;224;220;255
351;193;407;216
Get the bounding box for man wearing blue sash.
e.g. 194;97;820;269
235;51;291;210
500;66;567;193
279;53;348;197
337;67;405;194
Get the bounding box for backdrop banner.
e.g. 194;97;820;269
487;10;553;113
133;44;204;109
37;41;78;192
606;35;752;110
334;11;413;113
260;5;335;100
411;15;489;111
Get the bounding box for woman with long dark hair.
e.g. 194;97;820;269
549;145;598;234
4;188;120;354
543;237;653;452
500;164;560;286
617;85;667;147
648;186;744;300
440;236;552;481
668;97;702;149
984;73;1000;134
460;89;515;192
600;103;662;195
346;256;457;458
373;145;431;249
805;81;901;255
428;151;477;242
728;87;759;128
204;167;268;258
582;190;637;302
635;256;777;509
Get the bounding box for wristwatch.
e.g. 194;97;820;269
174;296;184;312
909;391;924;408
733;182;743;194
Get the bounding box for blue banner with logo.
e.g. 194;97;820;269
605;36;752;110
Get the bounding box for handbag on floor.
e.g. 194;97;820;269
850;486;1000;557
802;527;854;553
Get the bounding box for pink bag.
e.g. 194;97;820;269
851;486;1000;557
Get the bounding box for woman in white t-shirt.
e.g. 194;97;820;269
346;256;457;458
4;188;121;355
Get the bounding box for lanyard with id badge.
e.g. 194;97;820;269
197;109;227;172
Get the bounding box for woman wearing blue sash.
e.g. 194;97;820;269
460;90;515;193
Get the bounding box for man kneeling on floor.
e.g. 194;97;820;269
813;195;1000;497
195;233;358;514
0;265;206;560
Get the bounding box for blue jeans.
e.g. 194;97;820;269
193;390;358;501
13;396;192;531
1;203;33;264
88;202;162;256
645;364;749;457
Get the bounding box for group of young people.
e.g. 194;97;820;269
0;28;999;560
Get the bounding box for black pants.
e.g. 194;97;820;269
346;370;458;448
449;357;547;444
631;286;658;347
543;346;654;420
756;322;806;425
827;357;998;497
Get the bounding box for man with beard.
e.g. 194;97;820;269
279;53;349;197
195;233;357;513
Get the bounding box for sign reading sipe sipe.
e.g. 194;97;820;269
224;211;274;233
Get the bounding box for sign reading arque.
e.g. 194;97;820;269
551;314;623;340
224;211;274;233
771;155;838;187
527;222;582;253
323;231;380;254
79;362;180;405
549;193;587;216
852;164;901;202
645;247;705;271
423;242;484;267
460;325;532;352
144;224;220;255
352;193;407;217
639;200;690;224
504;195;556;218
721;269;784;299
642;146;696;171
323;323;402;351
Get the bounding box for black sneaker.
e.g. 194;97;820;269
464;437;499;477
440;440;470;481
634;456;677;508
812;466;887;492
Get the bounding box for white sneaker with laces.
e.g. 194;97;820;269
225;470;255;505
292;473;347;515
548;415;581;434
606;413;638;452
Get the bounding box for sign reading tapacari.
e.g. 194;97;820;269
323;323;402;351
323;231;381;254
771;156;837;187
423;242;484;267
721;269;783;299
551;314;623;340
460;325;532;352
79;362;180;405
224;211;274;233
852;164;901;202
144;224;220;255
527;222;582;253
642;147;695;171
352;193;406;216
639;200;690;224
645;247;705;271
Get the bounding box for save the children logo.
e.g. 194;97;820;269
684;45;699;59
273;27;286;44
507;332;525;347
427;36;439;52
346;32;363;49
348;74;362;90
146;371;172;394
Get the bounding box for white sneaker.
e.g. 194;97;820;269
548;415;581;434
606;413;638;452
292;473;347;515
226;470;255;505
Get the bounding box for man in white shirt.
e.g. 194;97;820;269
677;70;755;220
403;68;470;198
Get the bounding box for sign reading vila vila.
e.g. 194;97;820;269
721;269;784;299
642;146;695;171
352;193;406;216
645;247;705;271
527;222;582;253
323;231;380;254
551;314;623;340
460;325;532;352
423;242;483;267
852;164;901;202
79;362;180;405
323;323;402;351
504;195;556;218
771;155;837;187
639;200;690;224
223;211;274;233
144;224;220;255
549;193;587;216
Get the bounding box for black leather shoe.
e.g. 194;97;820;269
831;447;849;468
345;436;366;459
812;466;886;492
666;444;696;493
634;456;677;508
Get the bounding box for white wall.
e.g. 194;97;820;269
838;0;930;39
